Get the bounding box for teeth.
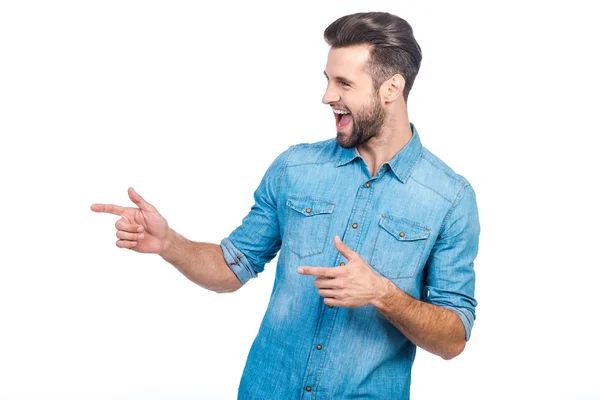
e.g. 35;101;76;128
332;109;350;115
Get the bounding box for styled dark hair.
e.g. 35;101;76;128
324;12;422;101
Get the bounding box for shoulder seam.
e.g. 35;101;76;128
286;139;338;168
288;160;338;167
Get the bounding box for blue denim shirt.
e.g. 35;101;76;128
220;123;480;399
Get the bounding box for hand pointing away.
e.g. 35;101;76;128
91;187;169;254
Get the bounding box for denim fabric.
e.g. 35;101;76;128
220;123;480;399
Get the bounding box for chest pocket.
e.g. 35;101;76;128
370;214;430;279
284;196;335;258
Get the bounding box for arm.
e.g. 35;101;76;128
374;183;480;359
91;187;242;294
159;229;243;294
371;281;466;360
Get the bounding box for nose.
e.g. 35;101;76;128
322;83;340;105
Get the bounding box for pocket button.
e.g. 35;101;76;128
285;197;335;257
371;215;430;279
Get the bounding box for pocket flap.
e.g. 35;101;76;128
286;196;335;216
379;215;430;241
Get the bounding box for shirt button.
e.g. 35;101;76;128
306;386;312;392
352;223;358;229
399;232;405;237
340;262;345;266
365;182;371;188
306;208;311;214
317;345;322;350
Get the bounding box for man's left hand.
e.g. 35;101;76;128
297;235;390;308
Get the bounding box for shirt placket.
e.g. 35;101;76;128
300;173;378;398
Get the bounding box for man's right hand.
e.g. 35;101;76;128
91;187;170;254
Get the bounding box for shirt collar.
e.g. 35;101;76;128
335;122;423;183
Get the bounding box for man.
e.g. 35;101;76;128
91;12;479;399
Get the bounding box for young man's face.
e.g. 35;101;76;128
322;44;386;149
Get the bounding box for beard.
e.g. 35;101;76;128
336;95;386;149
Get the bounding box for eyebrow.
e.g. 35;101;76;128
323;71;355;86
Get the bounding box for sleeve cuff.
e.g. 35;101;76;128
220;237;257;285
444;306;475;341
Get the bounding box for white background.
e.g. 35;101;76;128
1;1;599;399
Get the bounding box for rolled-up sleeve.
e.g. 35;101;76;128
219;145;294;285
424;183;480;340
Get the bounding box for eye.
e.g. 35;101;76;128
340;81;351;87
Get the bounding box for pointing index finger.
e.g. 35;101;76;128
90;203;126;216
297;266;336;278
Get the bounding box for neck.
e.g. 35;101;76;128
357;107;412;177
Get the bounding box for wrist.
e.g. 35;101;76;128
371;277;394;309
159;228;178;258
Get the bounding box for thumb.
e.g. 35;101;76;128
128;187;156;211
334;235;356;261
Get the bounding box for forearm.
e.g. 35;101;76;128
371;279;466;360
159;228;243;293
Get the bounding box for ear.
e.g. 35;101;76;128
380;73;405;103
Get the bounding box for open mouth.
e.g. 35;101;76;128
333;109;352;129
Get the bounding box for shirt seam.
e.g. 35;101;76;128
287;160;339;168
397;147;423;182
421;150;466;185
439;182;471;232
276;144;298;199
408;176;454;203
